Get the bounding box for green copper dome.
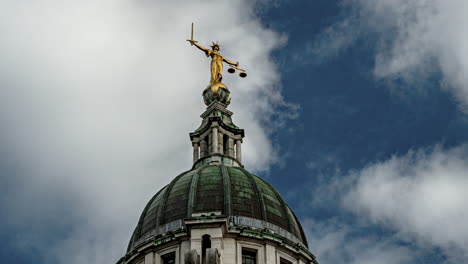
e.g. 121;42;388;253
127;164;308;252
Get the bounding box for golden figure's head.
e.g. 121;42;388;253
210;42;220;51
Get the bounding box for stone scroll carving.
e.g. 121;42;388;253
184;249;200;264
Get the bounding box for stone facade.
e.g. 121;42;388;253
117;216;316;264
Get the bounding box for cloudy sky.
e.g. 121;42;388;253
1;0;467;263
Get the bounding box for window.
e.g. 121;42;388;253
161;252;175;264
202;234;211;264
242;249;257;264
280;258;292;264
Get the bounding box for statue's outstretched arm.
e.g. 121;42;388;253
190;41;210;54
223;57;239;66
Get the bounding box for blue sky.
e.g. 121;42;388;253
0;1;467;264
260;1;468;263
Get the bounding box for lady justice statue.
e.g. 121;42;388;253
187;23;247;106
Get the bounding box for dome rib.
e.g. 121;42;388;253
187;165;206;217
261;179;294;233
288;206;309;247
158;170;190;226
239;167;267;221
221;165;232;216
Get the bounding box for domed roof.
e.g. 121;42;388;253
127;164;308;252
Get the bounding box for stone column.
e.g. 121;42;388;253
218;132;224;154
200;140;208;158
144;252;154;264
265;244;276;264
193;142;199;163
212;127;219;154
235;140;242;163
228;138;234;158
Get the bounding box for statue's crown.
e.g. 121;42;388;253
210;41;220;49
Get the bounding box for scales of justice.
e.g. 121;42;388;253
187;23;247;106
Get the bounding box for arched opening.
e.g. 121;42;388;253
223;134;229;155
202;234;211;264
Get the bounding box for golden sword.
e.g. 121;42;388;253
187;23;198;45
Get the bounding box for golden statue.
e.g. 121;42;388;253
187;23;246;86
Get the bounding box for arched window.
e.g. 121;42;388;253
202;234;211;264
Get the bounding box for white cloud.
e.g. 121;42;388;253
303;218;417;264
305;15;361;64
0;0;289;263
312;0;468;112
301;145;468;264
345;145;468;262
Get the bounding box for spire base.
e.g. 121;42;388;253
192;154;243;169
